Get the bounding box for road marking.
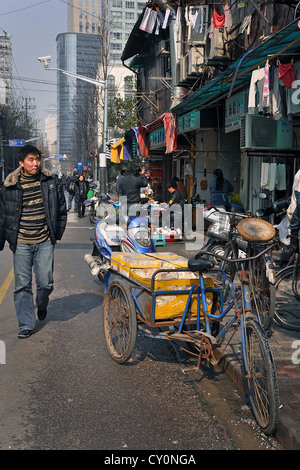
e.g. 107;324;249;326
0;268;14;305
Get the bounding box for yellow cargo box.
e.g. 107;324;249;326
110;252;214;321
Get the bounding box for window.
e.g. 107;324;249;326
112;32;122;40
112;0;122;6
112;11;122;18
125;12;134;19
125;1;134;8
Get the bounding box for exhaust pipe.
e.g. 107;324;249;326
84;254;102;276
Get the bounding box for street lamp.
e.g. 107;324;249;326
38;55;108;192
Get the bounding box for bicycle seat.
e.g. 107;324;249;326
188;257;214;273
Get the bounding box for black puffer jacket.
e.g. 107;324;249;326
0;167;67;252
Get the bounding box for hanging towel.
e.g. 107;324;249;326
139;8;157;33
276;163;286;191
260;162;269;189
175;7;181;31
194;6;204;33
263;61;269;99
162;8;171;29
268;163;277;191
224;4;229;28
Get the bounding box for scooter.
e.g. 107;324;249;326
84;189;115;224
84;202;155;281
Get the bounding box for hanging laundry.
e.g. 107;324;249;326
260;162;269;189
163;113;177;154
175;7;181;31
188;8;198;28
224;4;229;28
278;62;295;89
139;7;157;34
110;137;125;164
162;8;172;29
194;6;204;33
276;163;286;191
209;10;225;38
268;163;277;191
248;68;270;115
212;11;225;28
263;60;270;99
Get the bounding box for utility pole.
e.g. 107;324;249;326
22;98;35;139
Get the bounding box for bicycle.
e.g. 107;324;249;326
204;209;276;332
274;252;300;331
101;247;279;436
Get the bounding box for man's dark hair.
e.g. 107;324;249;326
167;181;177;190
128;164;141;177
19;145;42;162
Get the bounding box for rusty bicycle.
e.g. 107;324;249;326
100;242;279;436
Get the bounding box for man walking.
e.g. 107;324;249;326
0;145;67;338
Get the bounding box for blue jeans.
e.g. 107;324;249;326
13;240;54;330
68;193;78;210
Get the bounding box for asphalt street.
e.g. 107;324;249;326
0;211;284;451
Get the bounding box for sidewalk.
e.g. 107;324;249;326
183;232;300;450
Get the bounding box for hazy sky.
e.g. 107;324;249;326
0;0;67;132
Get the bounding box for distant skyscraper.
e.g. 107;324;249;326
56;32;101;165
0;34;12;106
45;104;58;155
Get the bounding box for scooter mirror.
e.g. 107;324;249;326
258;192;267;199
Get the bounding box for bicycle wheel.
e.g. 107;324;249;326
103;279;137;363
248;253;275;332
203;241;226;267
275;264;300;331
89;206;96;224
243;318;279;435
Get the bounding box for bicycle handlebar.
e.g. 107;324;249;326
195;243;277;263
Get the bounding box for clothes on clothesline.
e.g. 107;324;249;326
209;7;229;38
139;7;172;35
260;162;286;191
278;62;295;89
185;5;205;33
248;62;296;120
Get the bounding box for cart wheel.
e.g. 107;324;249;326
103;280;137;363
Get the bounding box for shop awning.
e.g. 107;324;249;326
172;18;300;116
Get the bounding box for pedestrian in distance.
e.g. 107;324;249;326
117;164;148;215
171;176;188;199
66;173;78;212
75;174;89;218
209;168;234;211
0;145;67;338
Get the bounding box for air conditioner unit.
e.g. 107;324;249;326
240;114;293;150
207;28;228;60
186;47;204;76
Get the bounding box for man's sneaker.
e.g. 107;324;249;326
18;329;34;339
37;308;47;321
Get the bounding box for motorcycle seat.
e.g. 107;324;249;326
188;257;214;273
